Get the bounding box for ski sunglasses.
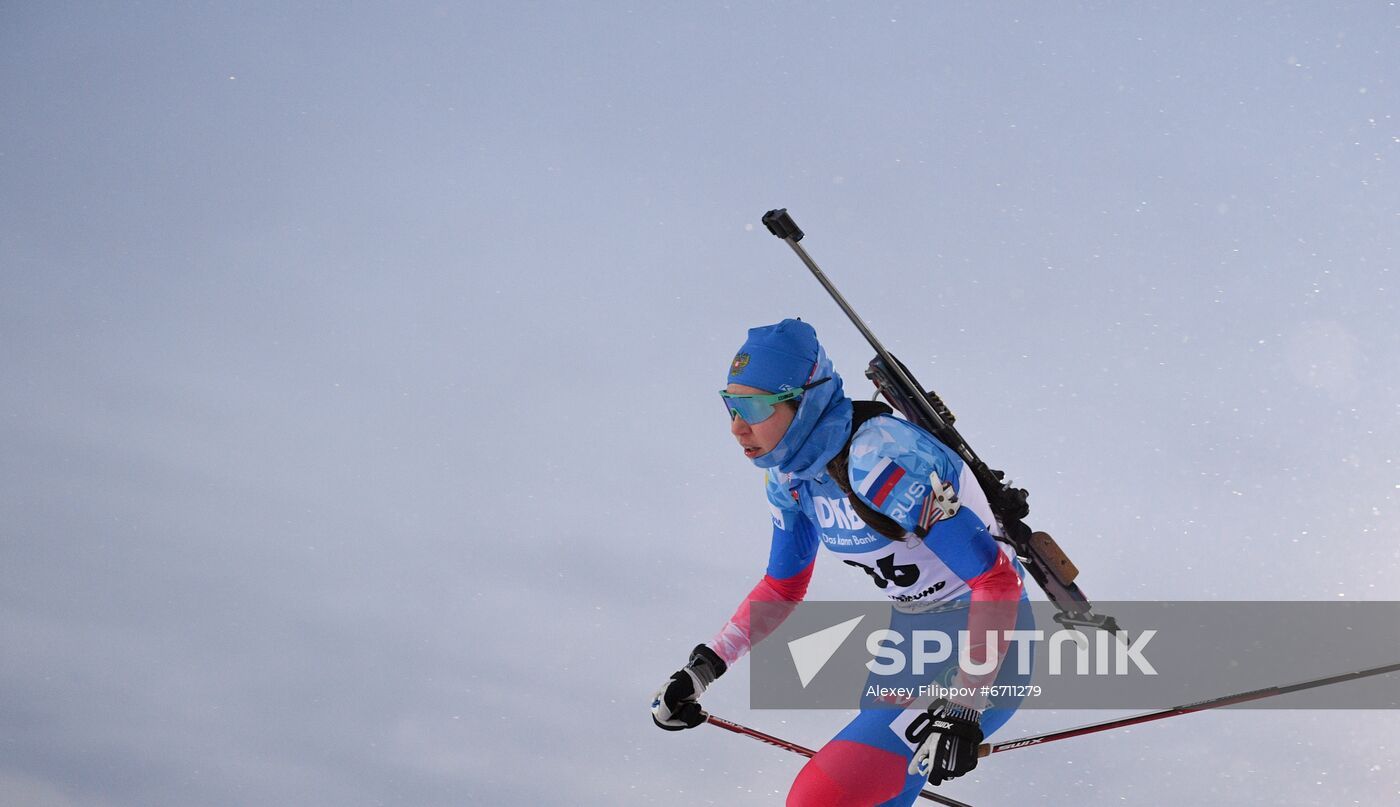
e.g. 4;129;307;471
719;377;831;424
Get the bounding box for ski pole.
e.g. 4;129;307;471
705;713;977;807
978;660;1400;757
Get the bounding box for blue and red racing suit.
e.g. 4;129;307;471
709;413;1032;806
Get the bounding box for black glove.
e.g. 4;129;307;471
650;644;727;731
907;699;984;785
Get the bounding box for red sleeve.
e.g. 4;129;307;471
952;550;1024;709
707;561;815;667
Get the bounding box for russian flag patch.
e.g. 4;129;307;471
858;457;906;508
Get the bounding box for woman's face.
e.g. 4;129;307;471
726;383;797;459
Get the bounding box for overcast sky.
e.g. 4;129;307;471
2;3;1397;805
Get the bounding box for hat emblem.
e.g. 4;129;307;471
729;353;750;376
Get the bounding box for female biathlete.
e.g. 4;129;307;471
650;319;1032;806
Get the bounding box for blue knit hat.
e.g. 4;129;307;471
726;318;820;392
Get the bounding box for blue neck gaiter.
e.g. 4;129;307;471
751;346;853;479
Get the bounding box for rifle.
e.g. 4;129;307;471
762;208;1121;634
